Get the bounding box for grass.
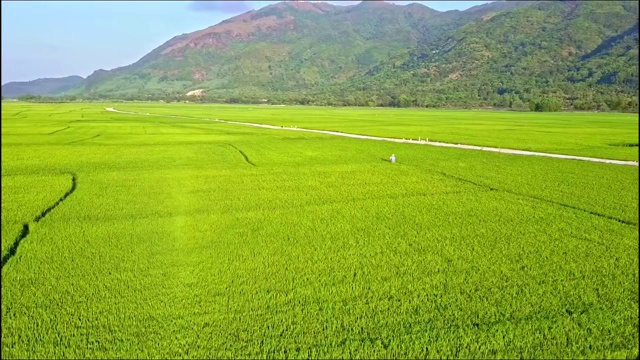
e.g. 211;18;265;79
1;174;73;260
113;103;639;161
1;102;638;359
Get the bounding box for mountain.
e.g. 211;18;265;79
59;1;639;111
1;76;85;98
329;0;639;110
67;0;533;99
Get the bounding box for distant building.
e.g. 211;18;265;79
186;89;205;97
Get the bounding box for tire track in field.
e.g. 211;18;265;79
1;173;77;270
104;107;639;167
48;126;70;135
47;111;71;117
66;134;100;144
436;171;637;226
227;144;256;166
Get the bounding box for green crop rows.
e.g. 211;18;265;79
112;103;640;161
1;102;638;359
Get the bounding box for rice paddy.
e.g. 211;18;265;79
1;102;638;359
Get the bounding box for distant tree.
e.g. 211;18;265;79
511;98;525;109
186;95;200;103
573;100;596;111
531;98;562;112
606;97;628;111
399;94;414;108
597;102;610;111
17;94;41;102
495;94;511;108
627;98;639;113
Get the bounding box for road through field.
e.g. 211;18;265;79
105;107;639;166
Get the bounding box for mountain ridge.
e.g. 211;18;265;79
1;76;85;98
4;0;638;111
68;0;535;98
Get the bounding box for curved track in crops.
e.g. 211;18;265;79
1;173;77;270
227;144;256;166
105;108;639;167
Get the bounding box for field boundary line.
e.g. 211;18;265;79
104;107;639;167
1;173;78;270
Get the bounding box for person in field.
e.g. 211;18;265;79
390;154;396;163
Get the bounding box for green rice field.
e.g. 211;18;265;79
1;102;638;358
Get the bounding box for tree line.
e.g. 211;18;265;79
11;92;638;113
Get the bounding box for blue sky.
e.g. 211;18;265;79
1;1;491;84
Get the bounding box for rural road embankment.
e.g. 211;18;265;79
105;107;639;167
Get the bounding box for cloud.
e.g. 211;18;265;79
188;1;255;14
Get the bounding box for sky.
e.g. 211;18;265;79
1;1;491;84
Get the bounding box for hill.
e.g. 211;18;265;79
1;76;85;98
327;0;638;110
18;1;640;111
66;1;533;100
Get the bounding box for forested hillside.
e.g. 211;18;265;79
318;1;639;111
8;1;639;111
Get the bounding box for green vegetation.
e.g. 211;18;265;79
63;1;638;111
2;102;638;358
8;2;634;112
335;1;639;112
113;102;640;161
1;76;84;98
1;174;73;260
529;98;563;112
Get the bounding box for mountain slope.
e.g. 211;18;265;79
68;0;533;100
325;0;639;110
62;0;638;111
1;76;85;98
